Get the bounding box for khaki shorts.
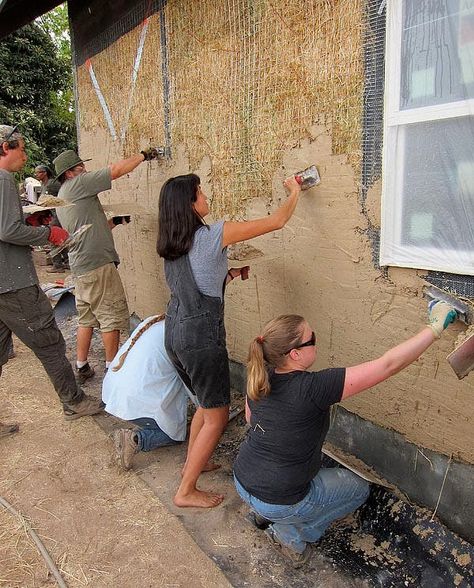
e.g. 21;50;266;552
74;263;129;332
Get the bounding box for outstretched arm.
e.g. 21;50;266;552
109;147;162;180
109;154;145;180
222;177;301;247
342;302;457;400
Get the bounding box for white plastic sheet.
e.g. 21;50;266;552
381;0;474;275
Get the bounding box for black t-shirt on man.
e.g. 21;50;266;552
234;368;346;505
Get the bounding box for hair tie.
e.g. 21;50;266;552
256;336;264;344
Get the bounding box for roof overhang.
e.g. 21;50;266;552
0;0;64;40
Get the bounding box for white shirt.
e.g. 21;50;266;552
24;177;41;204
102;317;190;441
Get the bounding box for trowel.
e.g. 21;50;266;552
446;330;474;380
425;285;474;379
49;223;92;258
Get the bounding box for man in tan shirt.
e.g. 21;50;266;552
54;147;162;383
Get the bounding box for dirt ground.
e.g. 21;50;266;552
0;262;232;588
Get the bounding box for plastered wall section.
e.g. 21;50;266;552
78;124;474;465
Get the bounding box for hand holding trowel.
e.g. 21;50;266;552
25;207;90;257
48;223;92;258
425;285;474;379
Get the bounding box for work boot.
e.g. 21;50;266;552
0;421;19;438
46;266;66;273
76;362;95;385
247;510;272;530
63;395;105;421
264;527;312;569
113;428;139;470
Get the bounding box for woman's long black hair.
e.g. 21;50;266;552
157;173;207;260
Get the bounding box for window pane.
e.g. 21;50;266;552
401;0;474;109
400;116;474;253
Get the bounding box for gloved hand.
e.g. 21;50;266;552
26;211;53;226
48;226;69;246
428;301;457;338
141;147;164;161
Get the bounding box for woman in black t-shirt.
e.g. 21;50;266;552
233;303;457;567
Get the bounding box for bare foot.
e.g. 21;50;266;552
181;461;221;476
173;488;224;508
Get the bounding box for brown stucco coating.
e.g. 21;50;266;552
78;123;473;464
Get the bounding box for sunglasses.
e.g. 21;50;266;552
2;125;19;143
284;331;316;355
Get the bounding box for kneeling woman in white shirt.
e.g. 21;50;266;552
102;314;191;470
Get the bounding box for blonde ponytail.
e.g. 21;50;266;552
247;338;270;401
247;315;306;401
112;314;165;371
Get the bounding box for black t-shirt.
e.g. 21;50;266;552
234;368;346;505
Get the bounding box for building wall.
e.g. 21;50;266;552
74;0;474;464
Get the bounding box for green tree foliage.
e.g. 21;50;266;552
0;7;76;178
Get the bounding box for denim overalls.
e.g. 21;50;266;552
164;254;230;409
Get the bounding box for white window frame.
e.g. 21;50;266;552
380;0;474;276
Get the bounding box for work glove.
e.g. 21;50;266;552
427;301;457;338
141;147;165;161
48;226;69;246
25;211;53;226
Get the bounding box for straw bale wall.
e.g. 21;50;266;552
75;0;474;464
77;0;363;217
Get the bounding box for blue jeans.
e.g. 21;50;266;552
234;468;370;554
130;418;181;452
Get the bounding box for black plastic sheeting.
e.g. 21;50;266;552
69;0;167;66
319;457;474;588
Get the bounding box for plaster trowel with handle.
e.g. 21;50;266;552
49;223;92;259
425;285;474;379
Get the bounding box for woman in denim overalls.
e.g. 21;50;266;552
157;173;302;508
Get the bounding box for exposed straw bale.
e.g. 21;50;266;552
77;0;363;217
77;13;165;155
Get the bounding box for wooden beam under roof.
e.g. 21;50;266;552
0;0;64;40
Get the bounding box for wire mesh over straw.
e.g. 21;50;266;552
77;0;363;218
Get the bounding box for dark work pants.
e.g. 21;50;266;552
0;285;83;406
